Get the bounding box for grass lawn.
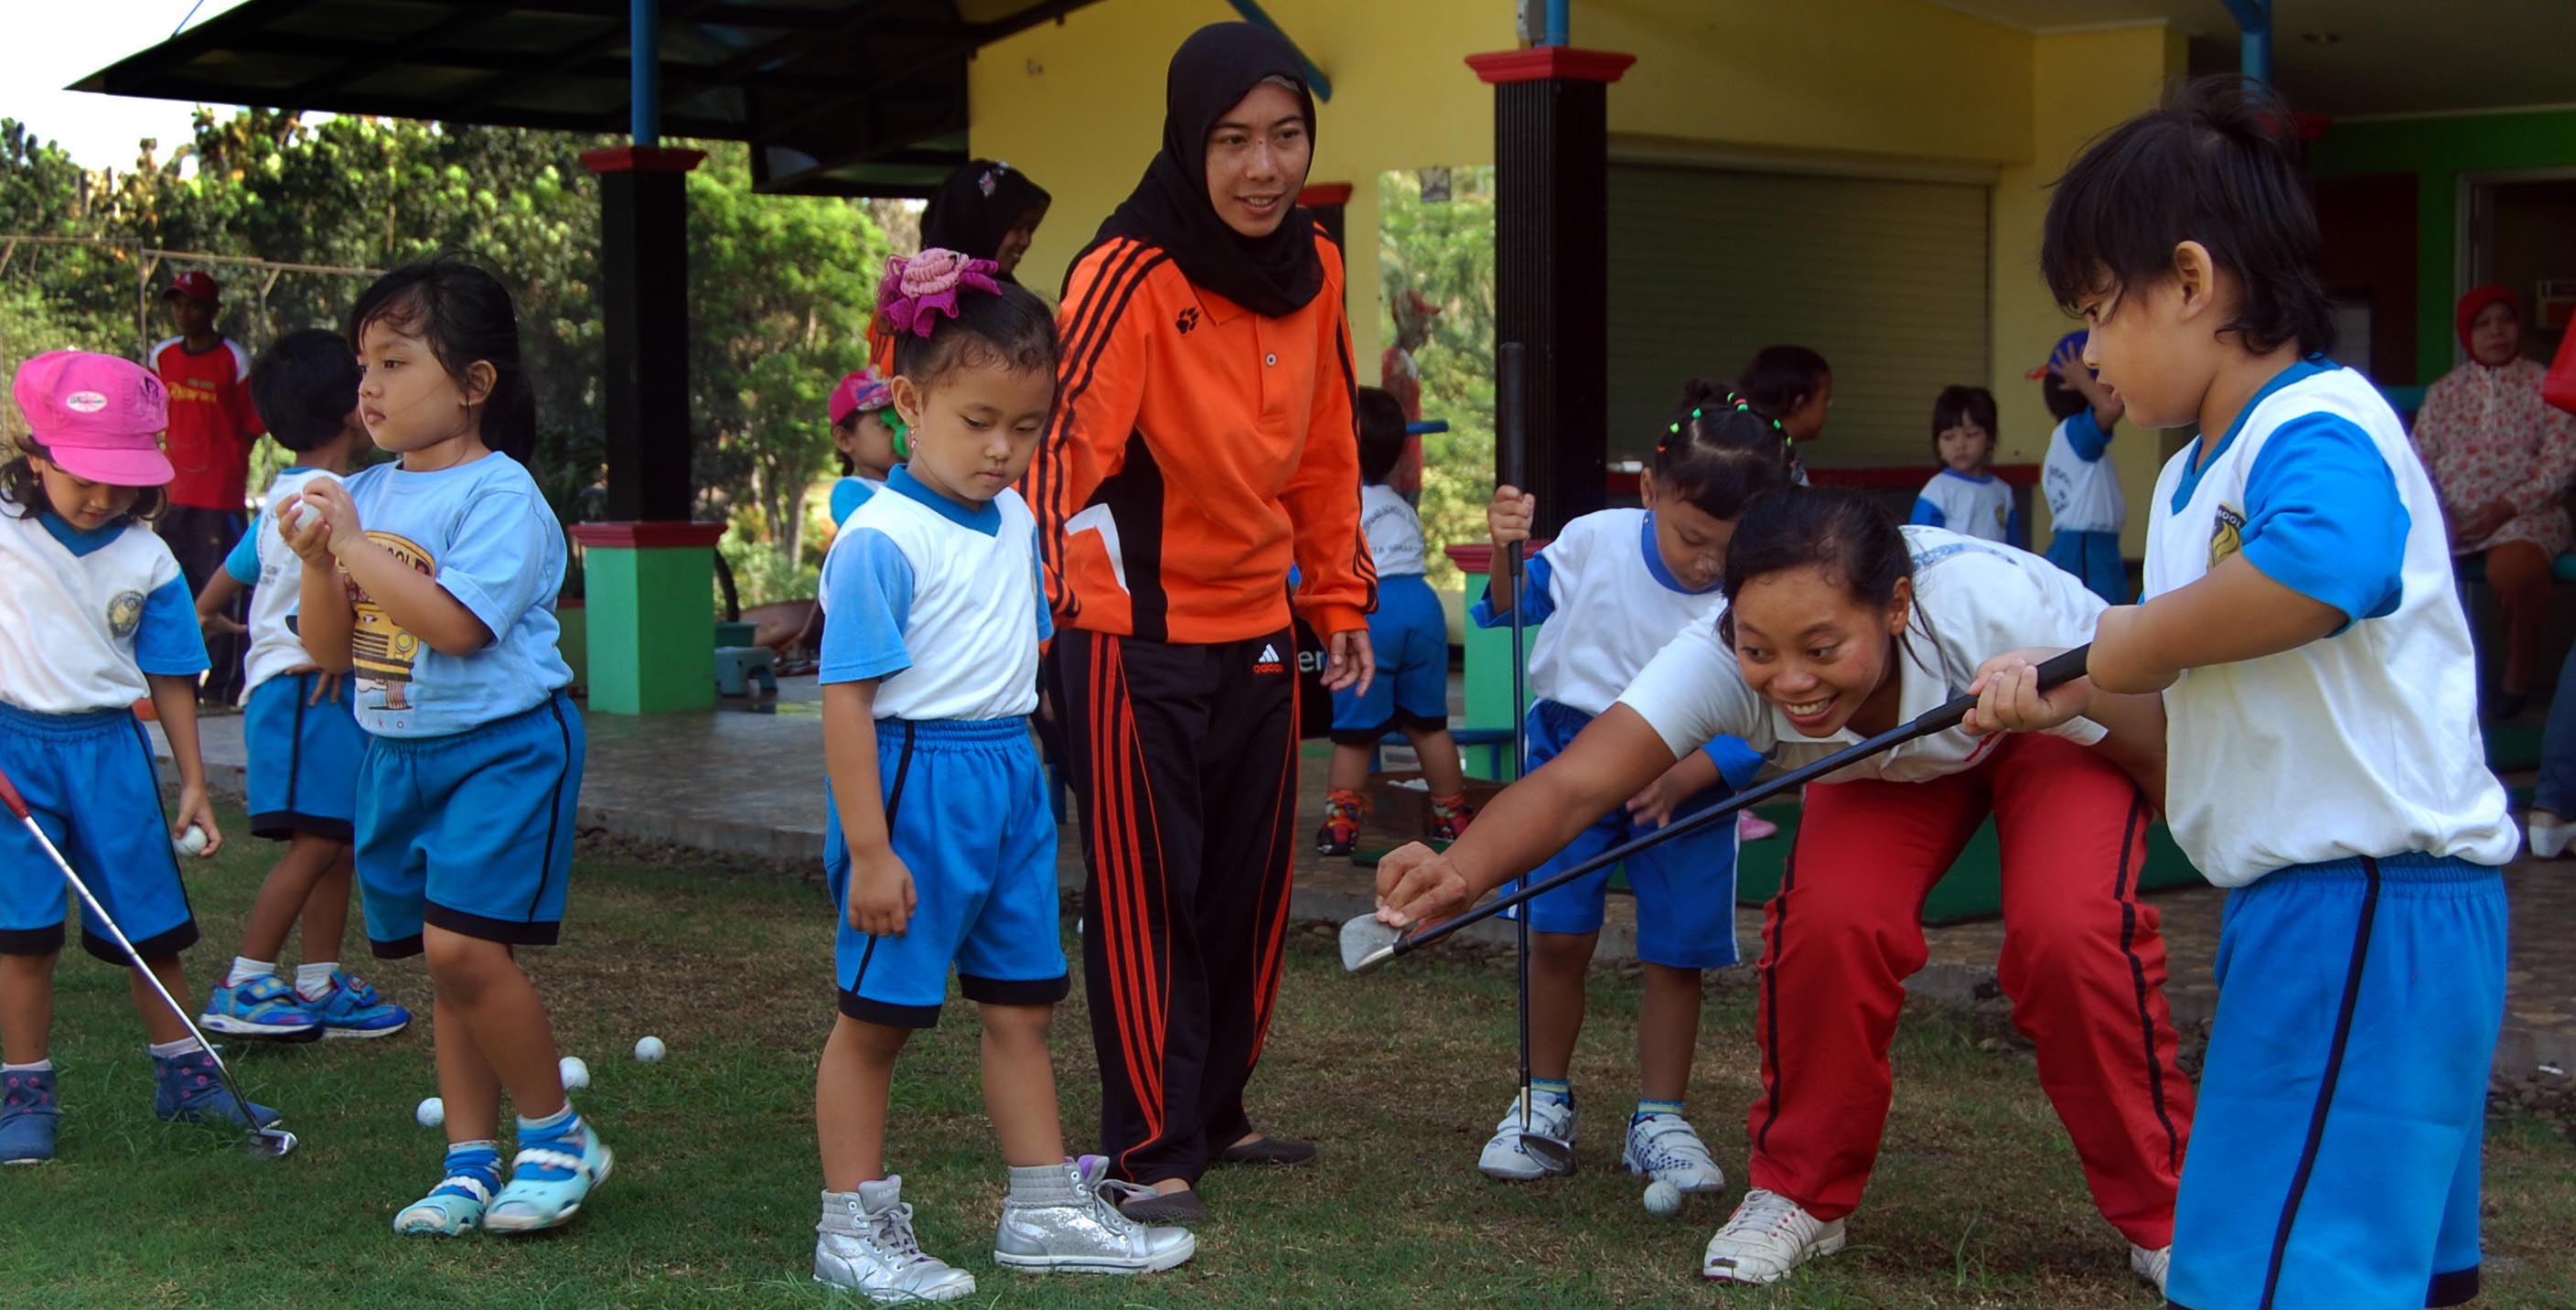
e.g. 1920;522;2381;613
7;805;2572;1308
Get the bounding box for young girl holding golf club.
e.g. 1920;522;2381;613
284;258;601;1236
0;350;274;1166
1378;488;2191;1292
1468;381;1784;1196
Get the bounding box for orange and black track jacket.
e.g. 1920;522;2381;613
1022;224;1377;645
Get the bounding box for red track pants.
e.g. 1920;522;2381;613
1746;732;2191;1248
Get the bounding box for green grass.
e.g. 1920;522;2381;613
7;804;2573;1308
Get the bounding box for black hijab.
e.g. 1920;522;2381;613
920;160;1051;276
1085;22;1323;318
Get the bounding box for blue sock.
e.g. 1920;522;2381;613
437;1141;501;1196
1636;1098;1686;1121
518;1102;576;1139
1530;1078;1572;1105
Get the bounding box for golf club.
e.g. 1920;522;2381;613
1491;341;1571;1174
1342;644;2095;973
0;763;297;1159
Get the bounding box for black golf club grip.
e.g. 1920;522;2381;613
1396;643;2093;954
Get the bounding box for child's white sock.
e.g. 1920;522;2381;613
295;962;338;1002
224;957;276;987
1;1059;51;1074
146;1037;199;1059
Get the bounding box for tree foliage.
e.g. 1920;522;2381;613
1378;166;1497;591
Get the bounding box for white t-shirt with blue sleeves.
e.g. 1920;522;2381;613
829;475;883;529
224;467;339;698
0;507;206;714
2143;360;2514;886
339;455;572;738
820;467;1048;722
2042;409;2124;533
1471;509;1726;718
1912;469;2019;546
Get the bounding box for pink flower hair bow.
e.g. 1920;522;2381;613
878;248;1004;339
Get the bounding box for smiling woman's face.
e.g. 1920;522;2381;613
1204;81;1310;239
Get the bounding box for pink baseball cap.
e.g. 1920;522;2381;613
829;369;894;427
12;351;174;487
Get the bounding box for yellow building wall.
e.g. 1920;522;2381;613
1990;24;2187;557
976;2;2185;553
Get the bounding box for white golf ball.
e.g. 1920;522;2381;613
172;825;209;857
632;1036;666;1063
1642;1180;1684;1218
558;1055;590;1090
414;1096;444;1128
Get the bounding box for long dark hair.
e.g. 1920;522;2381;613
1659;378;1794;521
0;443;167;525
1733;345;1831;426
347;257;538;464
1718;488;1909;648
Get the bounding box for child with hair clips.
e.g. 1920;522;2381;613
810;249;1193;1302
194;329;409;1044
1912;385;2021;547
0;351;274;1166
284;258;598;1236
1381;488;2191;1293
1468;381;1784;1196
1315;385;1474;856
1985;76;2516;1310
1734;345;1832;484
2034;331;2130;602
826;368;905;529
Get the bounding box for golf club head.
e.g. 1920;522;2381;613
1338;914;1404;973
244;1126;298;1158
1520;1133;1575;1172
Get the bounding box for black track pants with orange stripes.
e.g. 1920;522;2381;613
1056;627;1301;1187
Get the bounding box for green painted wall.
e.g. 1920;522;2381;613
2310;109;2576;381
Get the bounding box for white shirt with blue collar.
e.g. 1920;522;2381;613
820;467;1050;722
0;506;206;714
1913;468;2020;547
1471;507;1725;718
2042;409;2125;534
2143;359;2514;886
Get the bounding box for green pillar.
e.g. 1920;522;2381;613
1448;542;1537;782
568;522;725;714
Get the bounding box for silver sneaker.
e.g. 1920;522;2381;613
1477;1088;1578;1181
813;1180;977;1304
993;1155;1197;1275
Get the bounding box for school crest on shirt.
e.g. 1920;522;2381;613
341;531;435;710
2208;504;2246;568
106;589;145;639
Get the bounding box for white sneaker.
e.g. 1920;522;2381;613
1702;1188;1846;1284
814;1180;978;1304
2131;1243;2170;1294
2529;811;2573;859
993;1155;1196;1275
1623;1111;1727;1193
1476;1088;1578;1181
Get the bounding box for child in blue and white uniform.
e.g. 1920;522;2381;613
194;330;409;1043
1470;381;1785;1195
1315;386;1475;855
1996;78;2518;1310
284;260;599;1237
1912;385;2021;547
0;350;275;1165
2034;330;2129;603
826;368;904;528
808;249;1191;1302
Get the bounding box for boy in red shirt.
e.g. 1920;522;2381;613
149;271;265;706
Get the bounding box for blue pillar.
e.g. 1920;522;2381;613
2221;0;2270;82
631;0;660;145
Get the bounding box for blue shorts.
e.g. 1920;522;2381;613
826;717;1068;1029
2168;855;2506;1310
356;693;584;957
1504;700;1741;969
1330;574;1449;743
0;703;199;964
244;671;365;842
2044;528;2126;605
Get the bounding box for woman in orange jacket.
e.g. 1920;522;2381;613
1023;21;1375;1223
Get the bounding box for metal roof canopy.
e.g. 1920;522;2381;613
74;0;1103;198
